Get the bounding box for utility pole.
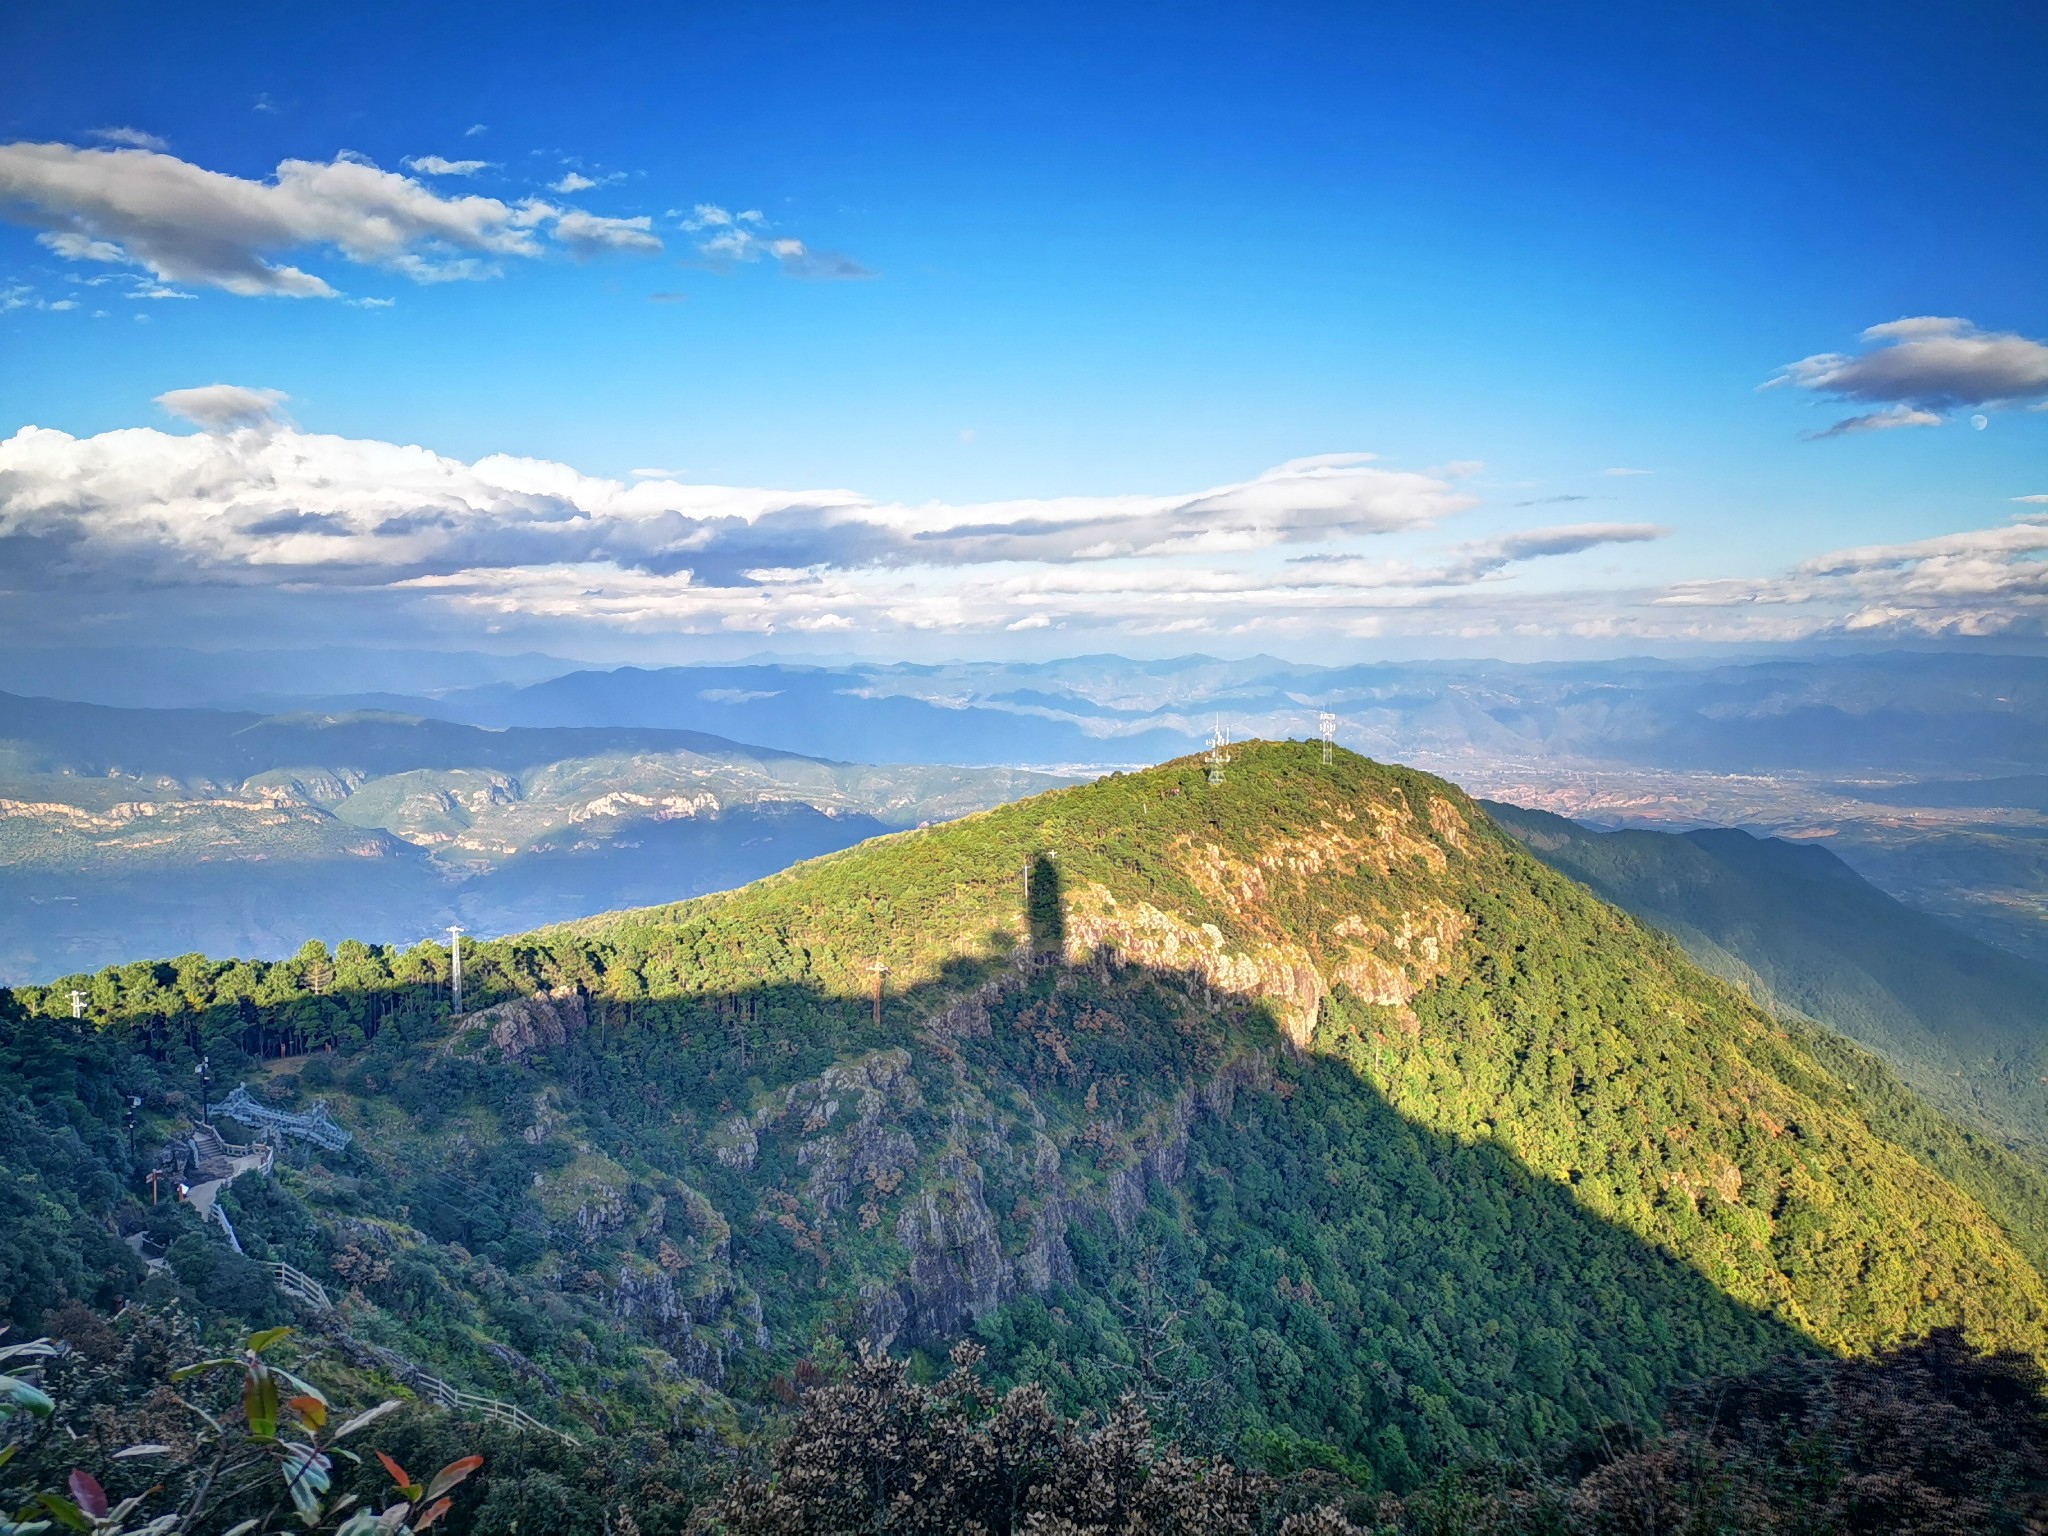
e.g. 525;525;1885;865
1319;712;1337;766
447;924;465;1017
70;989;87;1019
125;1094;141;1155
194;1056;212;1125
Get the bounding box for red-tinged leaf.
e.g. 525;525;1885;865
67;1470;108;1519
424;1455;483;1500
413;1495;453;1532
288;1393;328;1430
376;1450;411;1491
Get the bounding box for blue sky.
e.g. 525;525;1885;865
1;0;2043;660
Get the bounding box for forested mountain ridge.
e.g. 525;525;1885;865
8;742;2048;1500
1484;801;2048;1155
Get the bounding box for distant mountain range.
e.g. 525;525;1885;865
360;650;2048;776
0;691;1065;981
1488;801;2048;1157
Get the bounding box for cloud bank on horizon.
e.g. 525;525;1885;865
1;388;2039;652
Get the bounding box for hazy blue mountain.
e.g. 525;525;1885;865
1486;800;2048;1154
403;651;2048;775
0;692;1064;981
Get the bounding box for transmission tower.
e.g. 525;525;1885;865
447;924;466;1016
1205;719;1232;785
70;989;87;1019
1319;711;1338;765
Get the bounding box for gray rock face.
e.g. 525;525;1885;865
454;987;587;1060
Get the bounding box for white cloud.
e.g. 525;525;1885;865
464;123;488;138
552;210;661;257
153;384;290;431
551;172;598;193
11;405;2024;648
1802;405;1943;440
1600;467;1653;477
0;141;665;296
404;155;489;176
0;417;1474;630
87;127;168;151
1769;316;2048;436
682;203;867;277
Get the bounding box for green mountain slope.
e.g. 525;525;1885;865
1483;801;2048;1155
9;743;2048;1494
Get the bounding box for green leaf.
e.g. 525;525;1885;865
169;1357;238;1382
247;1327;294;1355
0;1377;55;1417
30;1496;88;1534
281;1444;331;1523
111;1444;172;1459
221;1519;261;1536
243;1363;280;1440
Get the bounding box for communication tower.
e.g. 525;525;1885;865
70;989;87;1019
1319;712;1338;766
1205;720;1232;785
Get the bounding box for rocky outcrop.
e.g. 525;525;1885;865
451;987;587;1060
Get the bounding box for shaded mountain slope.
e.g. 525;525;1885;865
10;743;2048;1493
1484;801;2048;1154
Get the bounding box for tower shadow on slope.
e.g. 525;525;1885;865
1027;851;1066;955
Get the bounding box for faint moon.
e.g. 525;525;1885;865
1972;414;1990;430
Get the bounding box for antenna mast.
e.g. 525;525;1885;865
70;989;87;1020
1319;711;1337;766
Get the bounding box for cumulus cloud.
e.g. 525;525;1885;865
0;423;1472;598
153;384;290;431
0;141;663;295
1769;317;2048;436
87;127;168;151
552;210;661;257
403;155;489;176
550;172;598;193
